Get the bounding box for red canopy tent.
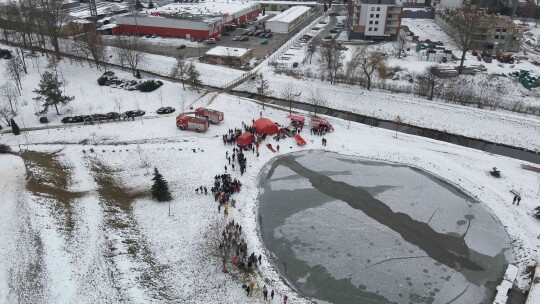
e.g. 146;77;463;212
253;118;279;135
236;133;255;147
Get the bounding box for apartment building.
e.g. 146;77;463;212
347;0;403;41
435;11;523;52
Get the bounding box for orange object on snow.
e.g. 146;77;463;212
237;133;255;147
295;135;306;146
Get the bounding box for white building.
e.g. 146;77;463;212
348;0;403;41
259;1;317;12
265;5;312;33
433;0;463;9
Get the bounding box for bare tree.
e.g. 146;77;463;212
7;56;24;93
0;103;14;126
114;97;123;113
115;35;146;77
306;40;319;64
281;82;301;114
81;29;107;69
447;5;482;75
170;55;187;90
318;40;344;84
1;83;19;115
352;46;386;91
396;34;407;59
394;115;403;138
256;73;271;110
309;88;327;118
416;66;443;101
38;0;68;59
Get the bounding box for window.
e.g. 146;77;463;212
375;21;379;24
369;21;373;24
376;14;379;17
370;14;374;17
501;35;505;39
371;7;375;11
376;7;381;11
388;14;392;18
368;27;372;31
494;35;499;39
503;29;507;32
374;27;378;31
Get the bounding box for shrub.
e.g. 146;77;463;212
97;76;108;86
533;206;540;220
138;80;163;92
11;119;20;135
39;117;49;124
489;167;501;178
0;49;12;59
0;143;11;154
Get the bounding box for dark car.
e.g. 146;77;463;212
107;112;121;120
265;29;272;33
145;34;152;38
221;32;231;36
329;29;338;33
92;114;108;121
240;36;249;41
71;116;85;123
265;33;273;38
242;31;250;36
177;44;186;49
157;107;176;114
61;117;72;124
124;110;146;118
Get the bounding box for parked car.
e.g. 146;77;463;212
151;34;158;38
221;32;231;36
322;35;333;42
233;36;241;41
205;39;217;44
107;112;121;120
265;29;272;33
240;36;249;42
214;36;222;41
177;44;186;49
145;34;152;38
157;107;176;114
260;39;268;45
319;20;327;24
329;29;338;33
312;27;321;31
124;110;146;118
247;31;255;36
242;31;250;36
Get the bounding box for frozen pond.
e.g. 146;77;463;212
258;150;513;304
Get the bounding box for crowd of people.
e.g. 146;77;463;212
222;128;243;145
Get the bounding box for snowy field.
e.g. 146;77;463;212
1;28;540;302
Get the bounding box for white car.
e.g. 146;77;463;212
322;35;333;42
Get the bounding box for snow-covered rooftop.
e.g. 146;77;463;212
267;5;311;23
205;46;251;57
154;1;257;19
259;1;316;5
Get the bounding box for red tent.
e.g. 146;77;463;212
253;118;279;135
237;133;255;147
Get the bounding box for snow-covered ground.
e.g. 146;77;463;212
2;89;540;302
1;28;540;302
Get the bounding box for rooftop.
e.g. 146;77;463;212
151;1;257;19
267;5;311;23
205;46;251;57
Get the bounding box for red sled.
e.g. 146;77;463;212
295;135;306;146
266;143;276;152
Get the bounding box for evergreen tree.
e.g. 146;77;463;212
10;118;20;135
135;0;144;10
187;62;202;93
151;168;172;202
32;71;74;115
262;6;266;16
148;0;155;9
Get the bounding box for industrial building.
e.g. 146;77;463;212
113;1;259;39
204;46;252;66
264;5;312;33
347;0;403;41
